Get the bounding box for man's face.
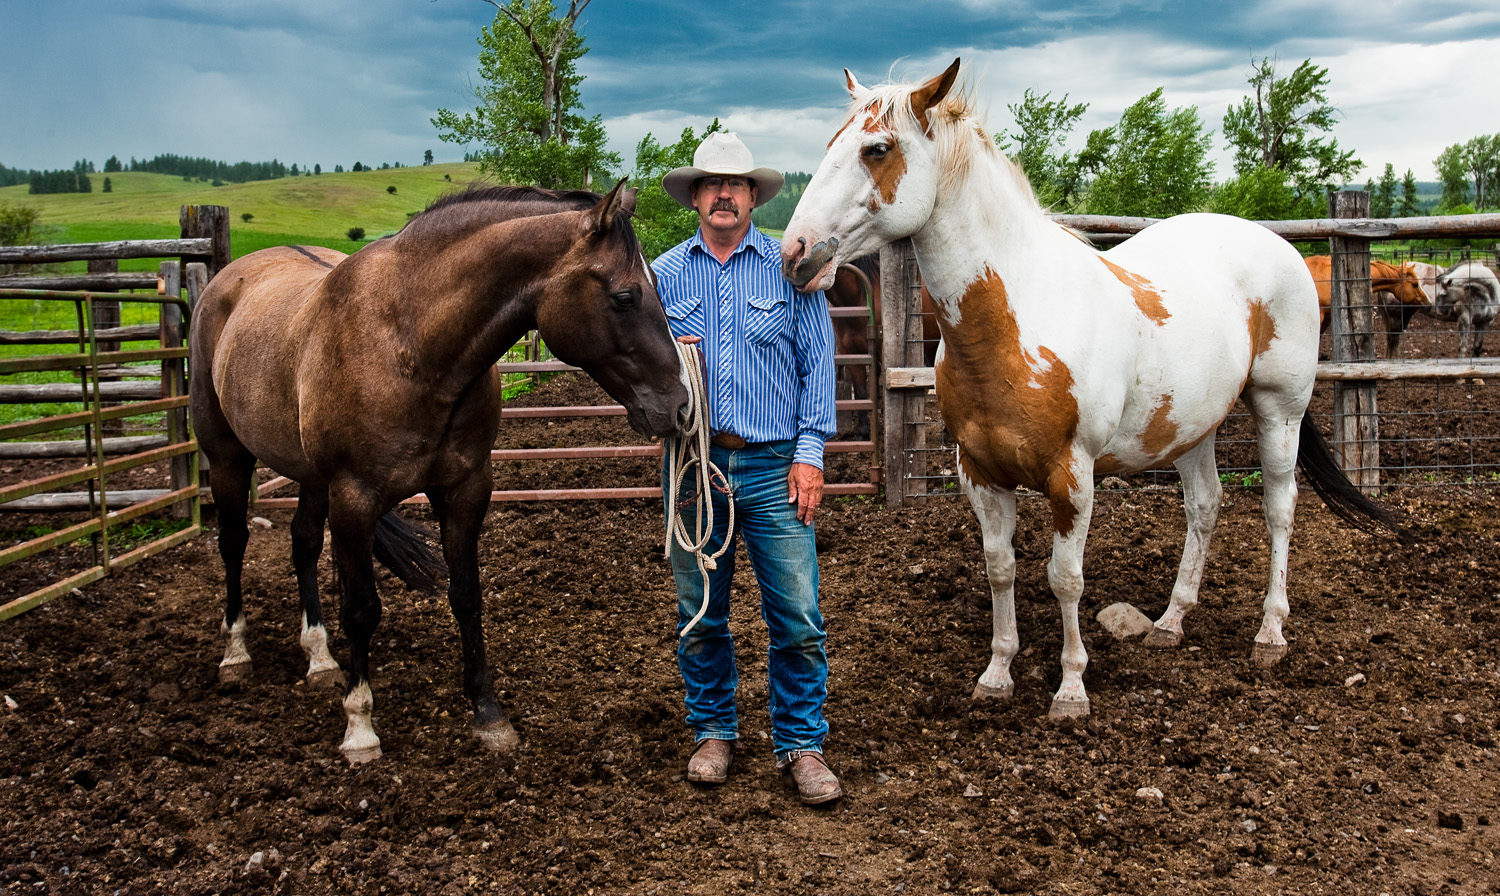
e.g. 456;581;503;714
691;175;758;235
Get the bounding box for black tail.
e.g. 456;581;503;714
1296;410;1410;541
372;511;447;594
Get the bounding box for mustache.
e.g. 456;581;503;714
710;199;739;214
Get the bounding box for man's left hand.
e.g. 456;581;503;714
787;463;825;525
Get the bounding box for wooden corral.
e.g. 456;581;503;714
0;211;221;619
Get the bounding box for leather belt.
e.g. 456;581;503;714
711;432;747;450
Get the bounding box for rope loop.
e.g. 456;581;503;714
663;341;733;638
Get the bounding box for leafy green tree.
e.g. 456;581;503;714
628;120;722;260
1398;169;1420;217
347;227;366;241
432;0;619;190
1082;88;1213;217
1434;143;1470;211
1218;57;1362;219
424;149;434;166
387;186;397;195
995;89;1090;211
1459;134;1500;209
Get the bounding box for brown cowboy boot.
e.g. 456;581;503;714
686;738;734;785
783;750;842;805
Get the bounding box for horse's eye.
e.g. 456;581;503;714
610;289;638;309
863;143;890;160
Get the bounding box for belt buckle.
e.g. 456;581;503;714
711;432;747;450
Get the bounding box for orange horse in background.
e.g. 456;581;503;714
1303;256;1430;356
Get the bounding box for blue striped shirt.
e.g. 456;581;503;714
653;224;836;468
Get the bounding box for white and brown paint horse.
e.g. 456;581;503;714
191;182;689;763
781;60;1403;720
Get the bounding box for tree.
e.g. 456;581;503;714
995;89;1091;211
353;162;364;172
1082;88;1213;218
1460;134;1500;209
103;156;122;173
1218;57;1362;219
102;177;112;193
1434;143;1470;212
1366;163;1397;218
314;164;322;175
387;185;397;194
241;213;254;223
347;227;366;241
1398;169;1420;217
628;120;722;260
424;150;434;166
431;0;620;189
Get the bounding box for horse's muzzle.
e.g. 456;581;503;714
781;236;839;292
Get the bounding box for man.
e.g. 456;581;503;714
653;132;841;805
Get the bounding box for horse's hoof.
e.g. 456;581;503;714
1143;627;1182;649
306;668;346;691
342;743;383;766
1251;642;1287;667
1047;697;1091;722
218;661;251;684
971;681;1014;701
474;720;520;754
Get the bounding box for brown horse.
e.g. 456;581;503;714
824;254;939;439
1303;256;1430;356
189;181;689;764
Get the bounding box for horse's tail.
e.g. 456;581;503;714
1296;410;1410;541
372;511;447;594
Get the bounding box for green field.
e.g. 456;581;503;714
0;162;491;262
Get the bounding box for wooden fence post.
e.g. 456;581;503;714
879;239;927;507
158;262;192;519
179;205;230;278
1329;190;1380;494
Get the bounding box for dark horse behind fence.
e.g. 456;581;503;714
189;181;689;764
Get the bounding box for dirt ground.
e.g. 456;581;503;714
3;371;1499;895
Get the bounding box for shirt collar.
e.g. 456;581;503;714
690;223;771;261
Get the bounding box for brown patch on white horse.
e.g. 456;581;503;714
1100;258;1170;325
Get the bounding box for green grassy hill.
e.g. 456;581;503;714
0;163;491;260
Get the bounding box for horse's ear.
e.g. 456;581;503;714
589;178;630;234
845;67;865;98
911;58;961;134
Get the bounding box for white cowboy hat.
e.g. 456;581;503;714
662;132;784;209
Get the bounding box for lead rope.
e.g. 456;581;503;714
663;341;733;638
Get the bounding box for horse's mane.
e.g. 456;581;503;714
421;183;602;217
402;183;640;255
853;72;1043;215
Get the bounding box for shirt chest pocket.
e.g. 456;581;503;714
745;294;790;345
664;293;706;339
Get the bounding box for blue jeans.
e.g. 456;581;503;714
664;440;828;760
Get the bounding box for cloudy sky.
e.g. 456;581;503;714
4;0;1498;185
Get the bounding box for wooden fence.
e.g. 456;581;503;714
0;206;228;619
877;205;1500;507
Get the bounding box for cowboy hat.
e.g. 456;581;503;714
662;132;784;209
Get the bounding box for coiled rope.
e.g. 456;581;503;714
662;341;733;638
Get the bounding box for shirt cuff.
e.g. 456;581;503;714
794;433;826;470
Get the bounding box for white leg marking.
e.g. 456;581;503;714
340;682;382;764
300;615;344;688
218;615;251;681
1048;484;1093;720
962;473;1020;700
1148;441;1222;648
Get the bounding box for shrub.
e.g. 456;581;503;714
387;185;396;195
346;227;366;241
241;212;254;223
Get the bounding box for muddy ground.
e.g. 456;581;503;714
3;371;1499;895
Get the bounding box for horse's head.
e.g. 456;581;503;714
533;180;690;438
781;59;963;293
